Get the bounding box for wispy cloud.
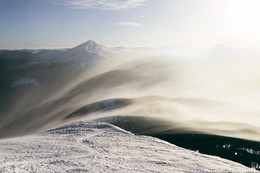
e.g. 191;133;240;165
118;21;144;27
54;0;146;10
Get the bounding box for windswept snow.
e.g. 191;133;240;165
11;78;39;88
0;121;256;173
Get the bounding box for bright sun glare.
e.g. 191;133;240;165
228;0;260;43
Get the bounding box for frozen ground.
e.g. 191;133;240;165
0;121;257;173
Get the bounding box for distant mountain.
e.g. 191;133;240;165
73;40;111;54
34;40;114;65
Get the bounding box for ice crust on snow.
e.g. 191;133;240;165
0;121;256;173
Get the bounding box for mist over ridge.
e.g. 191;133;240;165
1;40;260;142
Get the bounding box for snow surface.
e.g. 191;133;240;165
0;121;256;173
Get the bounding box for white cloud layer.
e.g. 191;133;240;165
118;21;144;27
55;0;146;10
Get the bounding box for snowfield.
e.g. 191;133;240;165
0;121;256;173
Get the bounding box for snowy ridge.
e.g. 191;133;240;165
0;121;256;173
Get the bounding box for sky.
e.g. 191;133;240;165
1;0;260;49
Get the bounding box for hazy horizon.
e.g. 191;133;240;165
2;0;260;49
3;40;260;51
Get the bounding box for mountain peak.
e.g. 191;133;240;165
83;40;96;45
77;40;97;48
74;40;108;53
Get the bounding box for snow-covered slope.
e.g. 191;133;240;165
0;121;256;173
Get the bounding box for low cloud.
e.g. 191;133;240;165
54;0;146;10
118;22;144;27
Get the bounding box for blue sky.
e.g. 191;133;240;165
1;0;260;49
